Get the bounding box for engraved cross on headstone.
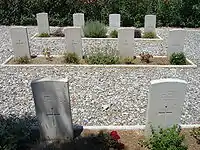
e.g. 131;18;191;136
46;107;60;127
16;40;24;45
72;40;78;52
158;105;172;125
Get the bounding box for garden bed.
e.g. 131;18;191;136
3;55;197;68
82;129;200;150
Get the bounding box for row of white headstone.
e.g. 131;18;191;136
36;12;157;35
30;78;187;140
10;26;186;58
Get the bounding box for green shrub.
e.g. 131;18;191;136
170;52;187;65
142;32;157;38
38;33;50;37
83;21;107;38
140;125;188;150
121;56;136;64
63;52;80;64
14;56;30;64
134;29;142;38
86;53;120;65
109;30;118;38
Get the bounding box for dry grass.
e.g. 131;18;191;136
8;56;191;65
82;129;200;150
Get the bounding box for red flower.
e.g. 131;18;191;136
110;131;120;141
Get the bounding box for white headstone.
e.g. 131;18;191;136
167;29;186;56
64;27;82;57
36;13;50;35
118;27;135;57
10;27;31;58
145;78;187;137
109;14;121;29
144;15;156;33
31;78;73;141
73;13;85;27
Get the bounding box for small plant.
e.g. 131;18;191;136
63;52;80;64
98;130;125;149
121;56;136;64
170;52;187;65
142;32;157;38
43;48;53;61
83;21;107;38
140;125;188;150
38;32;50;37
14;55;30;64
109;30;118;38
51;28;65;37
190;127;200;144
134;29;142;38
139;52;153;63
86;53;120;65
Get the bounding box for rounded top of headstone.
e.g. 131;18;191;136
118;27;135;30
145;15;156;17
73;13;84;15
109;14;120;16
151;78;187;85
31;77;69;84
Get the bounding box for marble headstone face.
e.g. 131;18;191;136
36;13;50;35
64;27;82;57
73;13;85;27
144;15;156;33
167;29;186;56
31;78;73;141
145;78;187;137
10;27;31;58
109;14;121;29
118;27;135;57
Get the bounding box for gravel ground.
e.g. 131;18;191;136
0;26;200;126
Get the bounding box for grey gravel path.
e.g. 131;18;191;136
0;26;200;126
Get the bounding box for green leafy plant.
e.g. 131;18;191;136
38;33;50;37
109;30;118;38
134;29;142;38
63;52;80;64
140;125;188;150
139;52;153;63
142;32;157;38
43;48;53;61
14;56;30;64
86;53;120;65
190;127;200;144
121;56;136;64
83;21;107;38
170;52;187;65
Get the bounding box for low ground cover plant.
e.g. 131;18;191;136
139;52;153;63
142;32;157;38
14;56;30;64
63;52;80;64
43;48;53;61
109;30;118;38
140;125;188;150
38;33;50;37
85;53;120;65
170;52;187;65
83;21;107;38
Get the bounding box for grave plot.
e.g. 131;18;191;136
3;26;196;68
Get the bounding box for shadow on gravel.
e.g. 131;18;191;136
0;115;122;150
